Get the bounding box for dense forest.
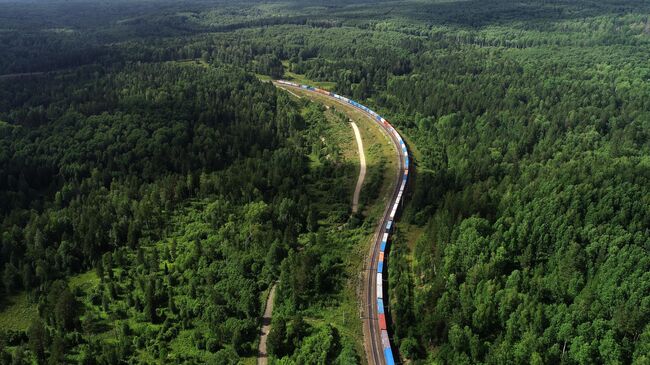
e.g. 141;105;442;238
0;54;364;364
1;0;649;364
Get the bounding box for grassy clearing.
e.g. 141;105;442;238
69;270;100;292
255;73;273;82
399;222;425;253
174;59;211;68
281;61;337;89
240;357;257;365
0;292;37;332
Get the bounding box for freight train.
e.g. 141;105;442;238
278;80;409;365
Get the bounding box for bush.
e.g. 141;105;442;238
206;338;219;353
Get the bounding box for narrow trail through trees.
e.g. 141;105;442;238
257;284;277;365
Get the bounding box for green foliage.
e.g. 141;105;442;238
293;325;341;365
27;318;48;362
267;315;309;358
1;0;649;364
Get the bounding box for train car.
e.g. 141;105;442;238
389;203;398;219
389;205;396;219
378;261;383;273
380;232;388;252
315;88;330;96
379;313;387;330
381;330;390;349
377;273;383;298
384;348;396;365
378;299;385;314
385;221;393;233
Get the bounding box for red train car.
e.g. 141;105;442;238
379;313;387;330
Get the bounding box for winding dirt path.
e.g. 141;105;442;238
277;86;302;99
257;284;277;365
350;121;366;214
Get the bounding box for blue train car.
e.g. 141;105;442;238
386;220;393;232
378;261;383;273
384;348;396;365
378;299;384;314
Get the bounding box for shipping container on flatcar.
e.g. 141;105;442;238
379;313;387;330
377;273;383;298
384;348;396;365
381;330;391;349
389;203;398;219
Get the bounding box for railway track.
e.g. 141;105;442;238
273;80;409;365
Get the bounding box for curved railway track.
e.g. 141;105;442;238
274;80;409;365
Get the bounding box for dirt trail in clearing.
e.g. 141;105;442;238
350;122;366;214
257;284;277;365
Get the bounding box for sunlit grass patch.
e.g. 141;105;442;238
0;292;37;332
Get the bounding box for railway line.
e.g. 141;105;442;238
274;80;410;365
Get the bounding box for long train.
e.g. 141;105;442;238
278;80;409;365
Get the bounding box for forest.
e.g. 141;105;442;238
1;0;649;364
0;55;365;364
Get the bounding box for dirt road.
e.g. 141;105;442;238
257;284;277;365
350;122;366;214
